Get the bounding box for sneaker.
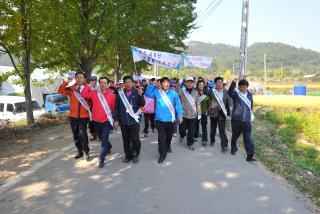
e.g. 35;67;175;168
158;156;165;164
123;158;131;163
231;148;238;155
144;133;148;138
98;160;104;168
246;155;257;162
74;152;84;159
167;147;172;153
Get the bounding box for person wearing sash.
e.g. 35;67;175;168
176;77;201;151
58;72;91;161
145;77;183;164
195;80;210;146
208;77;231;152
114;76;145;164
82;77;116;168
88;76;98;141
228;79;256;162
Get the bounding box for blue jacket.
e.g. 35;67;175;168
145;83;183;122
114;88;145;126
228;81;253;122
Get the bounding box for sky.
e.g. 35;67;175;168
187;0;320;52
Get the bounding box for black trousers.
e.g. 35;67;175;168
156;121;174;158
121;124;141;159
88;121;95;134
70;117;89;155
143;113;155;134
195;115;208;142
231;120;255;155
179;117;197;146
210;111;228;148
94;121;113;162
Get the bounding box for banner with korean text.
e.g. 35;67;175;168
183;55;213;69
131;46;181;70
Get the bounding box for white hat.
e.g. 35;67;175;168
223;79;227;84
119;80;123;84
185;76;194;82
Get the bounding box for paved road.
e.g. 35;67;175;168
0;126;315;214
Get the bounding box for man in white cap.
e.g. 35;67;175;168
222;79;228;89
176;76;201;150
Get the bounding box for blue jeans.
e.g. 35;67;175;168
94;121;113;162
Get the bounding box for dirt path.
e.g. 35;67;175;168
0;125;73;186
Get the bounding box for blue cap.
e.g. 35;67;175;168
170;82;177;87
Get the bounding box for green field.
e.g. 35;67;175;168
254;95;320;108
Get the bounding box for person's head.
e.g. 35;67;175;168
75;72;86;85
222;79;227;89
99;76;109;90
151;78;156;82
185;77;195;89
89;76;97;86
160;77;171;90
197;80;205;91
238;79;249;93
214;76;224;90
170;81;177;90
123;76;134;90
141;79;147;87
119;80;124;88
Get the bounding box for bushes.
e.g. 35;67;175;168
263;108;320;176
265;109;320;146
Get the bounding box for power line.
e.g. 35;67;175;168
196;0;224;27
195;0;217;23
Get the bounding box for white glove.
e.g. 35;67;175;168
198;115;201;120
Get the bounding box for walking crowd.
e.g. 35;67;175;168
58;72;256;168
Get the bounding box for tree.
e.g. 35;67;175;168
0;0;43;125
37;0;197;80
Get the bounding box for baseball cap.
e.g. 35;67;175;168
185;76;194;82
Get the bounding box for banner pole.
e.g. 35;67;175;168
133;61;138;75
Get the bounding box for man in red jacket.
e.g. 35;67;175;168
58;72;91;161
82;77;117;168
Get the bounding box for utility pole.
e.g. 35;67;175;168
264;54;267;91
238;0;249;80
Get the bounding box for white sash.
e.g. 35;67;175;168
97;88;114;126
73;90;92;120
212;89;227;117
199;94;207;103
237;91;255;121
118;89;141;123
182;87;197;113
159;89;175;122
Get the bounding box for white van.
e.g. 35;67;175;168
0;96;45;122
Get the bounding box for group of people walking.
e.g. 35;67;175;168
58;71;256;168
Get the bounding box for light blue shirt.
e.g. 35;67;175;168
145;83;183;122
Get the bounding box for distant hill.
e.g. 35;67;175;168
186;41;320;76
